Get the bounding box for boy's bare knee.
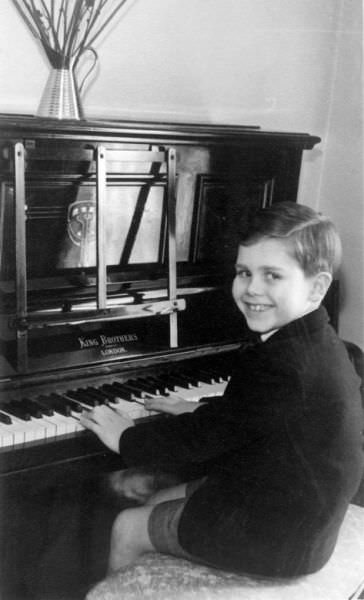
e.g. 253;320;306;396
145;483;188;506
111;507;139;542
145;489;163;505
110;505;155;556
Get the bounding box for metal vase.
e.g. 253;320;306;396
37;66;84;120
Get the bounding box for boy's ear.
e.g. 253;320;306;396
310;272;333;302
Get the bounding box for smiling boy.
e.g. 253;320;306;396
81;202;363;578
233;225;332;338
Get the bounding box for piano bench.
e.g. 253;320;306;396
86;503;364;600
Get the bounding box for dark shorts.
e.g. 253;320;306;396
147;478;204;559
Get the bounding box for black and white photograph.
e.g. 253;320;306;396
0;1;363;599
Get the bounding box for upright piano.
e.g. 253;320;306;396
0;115;326;599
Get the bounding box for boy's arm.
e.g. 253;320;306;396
118;364;301;468
82;350;303;466
80;394;202;453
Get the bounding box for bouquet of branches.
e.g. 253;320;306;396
12;0;129;69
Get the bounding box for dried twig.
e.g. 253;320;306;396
11;0;128;67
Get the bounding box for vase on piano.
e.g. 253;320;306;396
37;60;85;120
11;0;130;120
36;45;99;119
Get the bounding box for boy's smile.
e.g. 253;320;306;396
232;238;325;335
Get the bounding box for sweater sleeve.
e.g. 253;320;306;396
119;352;302;469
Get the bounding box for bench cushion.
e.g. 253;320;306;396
86;503;364;600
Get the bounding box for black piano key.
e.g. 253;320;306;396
120;380;147;396
176;371;202;387
141;377;170;395
37;395;72;417
111;381;145;399
31;398;55;417
204;367;228;382
55;393;85;414
88;387;113;401
67;389;100;408
19;398;43;419
0;411;12;424
162;374;191;389
102;383;133;401
145;376;178;392
3;401;31;421
103;383;145;402
44;394;73;416
82;386;117;404
199;368;226;382
67;389;100;407
90;385;118;401
132;378;162;395
64;390;83;401
212;361;232;377
59;394;83;413
182;369;216;384
75;388;105;402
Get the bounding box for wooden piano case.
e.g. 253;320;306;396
0;115;324;599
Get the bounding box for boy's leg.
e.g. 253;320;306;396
108;483;188;573
145;483;188;506
108;504;155;573
107;468;182;504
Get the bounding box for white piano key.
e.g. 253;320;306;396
55;413;77;433
0;413;28;444
28;418;48;441
36;416;58;438
0;424;14;447
0;411;46;444
70;412;85;432
195;380;228;396
34;394;86;434
166;380;228;402
166;388;202;402
42;412;78;435
0;370;229;449
8;423;26;445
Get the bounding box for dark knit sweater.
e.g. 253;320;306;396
119;307;364;576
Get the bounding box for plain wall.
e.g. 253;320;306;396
0;0;362;347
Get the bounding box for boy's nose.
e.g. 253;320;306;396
246;276;264;295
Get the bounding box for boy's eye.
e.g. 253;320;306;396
265;271;281;281
235;268;251;278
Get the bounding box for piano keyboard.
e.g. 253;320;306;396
0;368;229;449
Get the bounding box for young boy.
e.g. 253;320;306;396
80;202;364;577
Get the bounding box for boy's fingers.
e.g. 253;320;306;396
81;405;126;429
145;397;176;412
82;405;109;424
145;394;181;405
79;406;134;454
80;411;100;432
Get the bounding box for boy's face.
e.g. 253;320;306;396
232;237;323;335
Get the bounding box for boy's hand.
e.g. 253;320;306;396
80;405;134;454
144;394;199;415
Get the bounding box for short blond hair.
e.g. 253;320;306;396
238;202;342;276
